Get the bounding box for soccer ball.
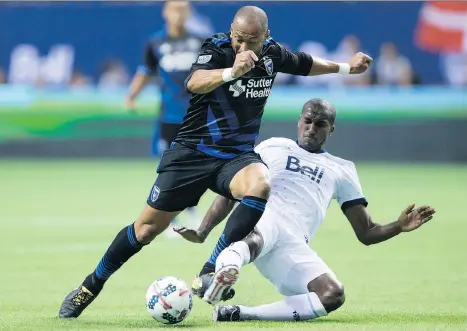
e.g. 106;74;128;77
145;276;193;324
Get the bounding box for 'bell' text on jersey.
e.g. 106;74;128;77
138;29;204;124
175;32;314;159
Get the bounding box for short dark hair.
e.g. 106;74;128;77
301;98;336;125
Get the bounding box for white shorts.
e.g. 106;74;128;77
253;207;337;297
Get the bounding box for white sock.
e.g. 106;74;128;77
215;241;251;272
238;292;327;321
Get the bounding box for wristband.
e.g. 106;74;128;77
337;63;351;75
222;68;235;82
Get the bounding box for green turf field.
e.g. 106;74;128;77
1;160;466;331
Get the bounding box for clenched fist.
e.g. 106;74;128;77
232;50;259;78
348;52;373;74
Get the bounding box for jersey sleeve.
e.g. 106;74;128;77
276;43;313;76
137;42;159;76
184;42;226;91
335;162;368;212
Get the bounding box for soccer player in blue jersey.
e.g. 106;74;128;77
59;5;372;318
125;0;204;155
125;0;204;235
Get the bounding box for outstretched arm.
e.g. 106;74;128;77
344;203;436;246
308;53;372;76
174;195;236;243
277;44;372;77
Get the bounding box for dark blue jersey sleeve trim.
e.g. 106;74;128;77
341;198;368;213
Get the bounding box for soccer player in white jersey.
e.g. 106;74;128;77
175;98;436;322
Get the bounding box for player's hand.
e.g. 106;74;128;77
125;95;136;113
348;52;373;74
397;203;436;232
173;227;206;243
232;50;258;78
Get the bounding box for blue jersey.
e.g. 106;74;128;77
175;32;314;159
138;29;204;124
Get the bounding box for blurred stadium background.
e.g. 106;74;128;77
1;1;466;330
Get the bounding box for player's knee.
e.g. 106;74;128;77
317;283;345;313
243;228;264;261
134;207;177;244
134;222;165;244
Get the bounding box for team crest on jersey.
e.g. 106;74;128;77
264;57;274;75
151;185;161;202
197;54;212;64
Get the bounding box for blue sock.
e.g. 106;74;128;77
83;223;144;294
199;196;267;275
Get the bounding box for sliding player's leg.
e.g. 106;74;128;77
201;206;278;305
214;238;344;321
197;152;270;280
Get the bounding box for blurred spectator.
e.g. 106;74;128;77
375;42;413;85
331;35;371;86
295;41;330;87
441;53;467;87
8;44;40;86
98;59;129;89
8;44;74;87
39;45;75;87
69;70;93;88
0;67;6;84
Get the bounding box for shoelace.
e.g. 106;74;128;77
72;290;92;306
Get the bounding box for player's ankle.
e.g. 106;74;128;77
216;242;250;272
82;273;105;296
199;262;215;276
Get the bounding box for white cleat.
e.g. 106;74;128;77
203;265;239;305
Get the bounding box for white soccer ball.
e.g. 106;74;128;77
145;276;193;324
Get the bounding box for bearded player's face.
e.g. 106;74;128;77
230;20;269;56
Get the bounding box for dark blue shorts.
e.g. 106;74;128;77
147;142;265;212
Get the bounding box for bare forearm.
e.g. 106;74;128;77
187;69;226;94
361;220;403;245
198;196;236;239
128;72;149;99
308;57;340;76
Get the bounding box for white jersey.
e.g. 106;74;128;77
255;137;367;243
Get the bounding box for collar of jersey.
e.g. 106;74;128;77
295;140;326;154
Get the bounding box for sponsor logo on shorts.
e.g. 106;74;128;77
151;185;161;202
